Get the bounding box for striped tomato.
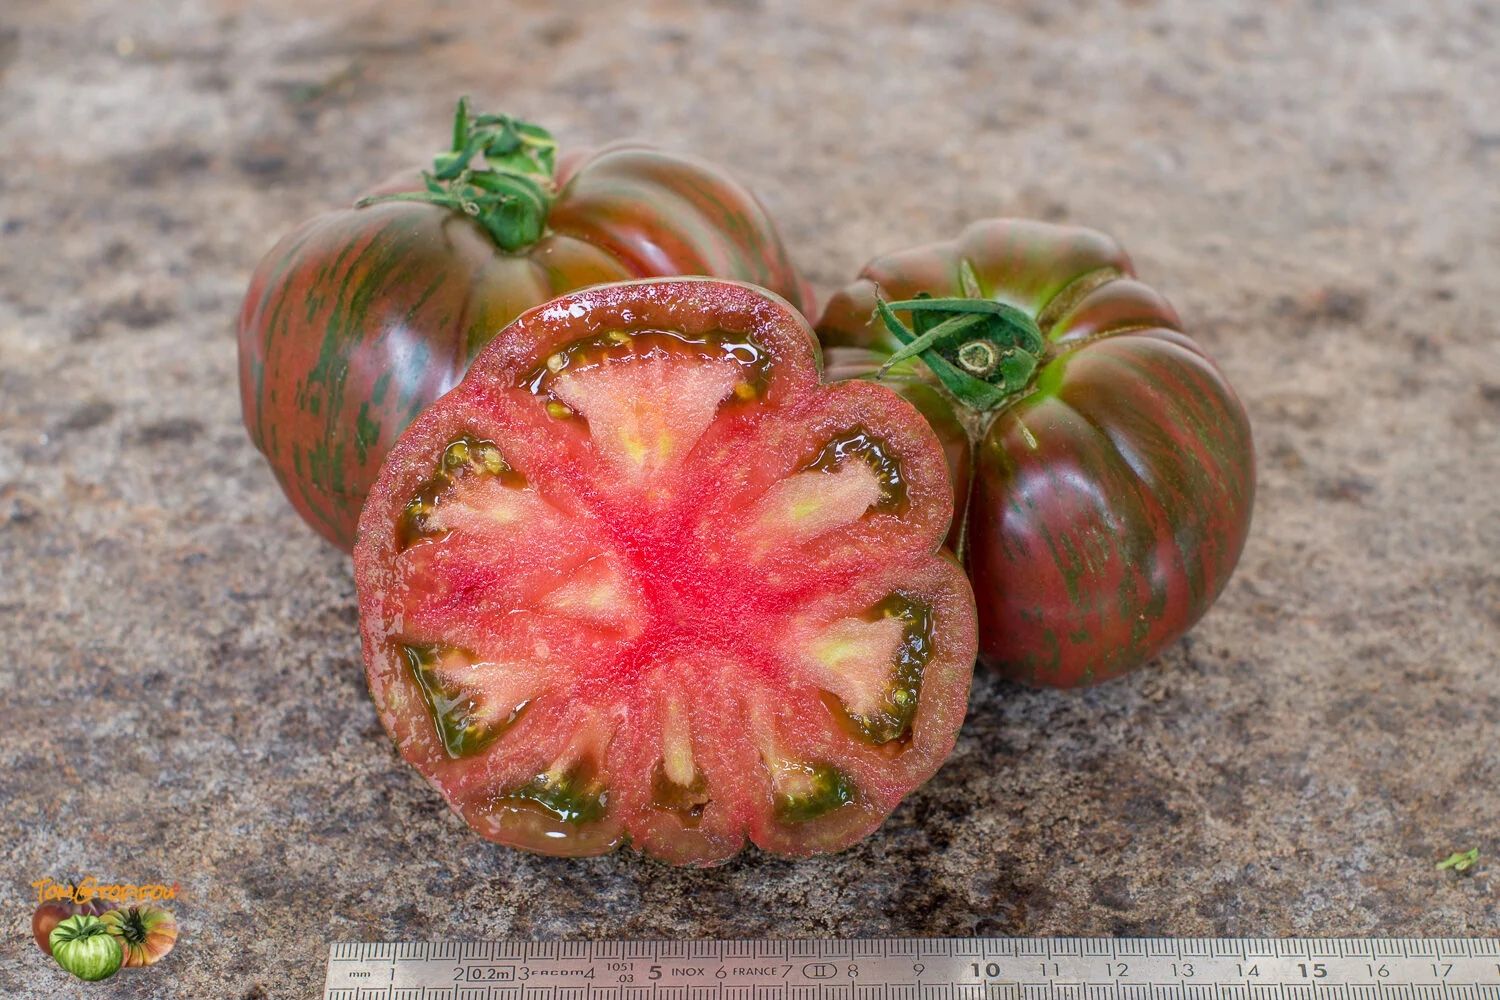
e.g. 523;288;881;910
238;100;810;551
817;220;1254;687
355;279;976;863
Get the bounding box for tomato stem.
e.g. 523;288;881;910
874;295;1045;411
355;97;559;253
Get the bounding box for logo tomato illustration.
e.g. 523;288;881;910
48;914;123;982
101;905;179;967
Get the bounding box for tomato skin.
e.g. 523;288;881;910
238;141;811;551
817;219;1254;687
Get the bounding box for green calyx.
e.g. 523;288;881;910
874;295;1046;411
356;96;558;252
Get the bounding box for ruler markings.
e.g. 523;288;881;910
324;940;1500;1000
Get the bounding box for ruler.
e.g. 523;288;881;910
324;938;1500;998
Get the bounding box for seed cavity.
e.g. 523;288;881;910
517;329;772;480
803;427;909;514
651;764;711;826
747;427;912;548
536;559;638;628
769;759;856;823
645;696;711;825
518;329;772;398
493;766;608;826
399;435;524;549
660;696;696;787
750;460;884;548
548;353;741;479
847;593;934;744
399;642;530;759
800;593;935;746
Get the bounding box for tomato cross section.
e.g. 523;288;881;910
355;279;976;864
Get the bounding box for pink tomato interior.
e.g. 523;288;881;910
356;280;976;864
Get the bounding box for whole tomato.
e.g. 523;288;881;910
238;99;811;551
101;905;179;967
818;219;1254;687
49;915;123;982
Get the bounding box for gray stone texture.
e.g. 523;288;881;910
1;1;1497;997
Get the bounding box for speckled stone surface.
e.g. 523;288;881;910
2;1;1498;996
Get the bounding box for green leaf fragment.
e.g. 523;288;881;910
1436;847;1479;872
485;122;521;157
357;97;559;252
873;295;1046;412
958;257;984;298
451;95;470;150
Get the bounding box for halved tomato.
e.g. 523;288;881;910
354;279;976;864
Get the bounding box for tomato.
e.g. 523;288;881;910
31;889;105;955
101;905;178;967
238;99;812;551
32;901;77;956
817;219;1254;687
49;915;123;982
354;278;976;863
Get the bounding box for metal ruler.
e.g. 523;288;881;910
324;938;1500;999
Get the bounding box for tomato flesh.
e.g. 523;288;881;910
356;279;976;864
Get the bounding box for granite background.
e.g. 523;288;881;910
1;1;1497;996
